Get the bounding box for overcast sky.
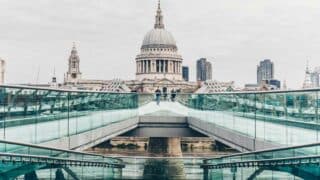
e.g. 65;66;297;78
0;0;319;88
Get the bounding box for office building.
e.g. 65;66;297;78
182;66;189;81
257;59;274;85
196;58;212;81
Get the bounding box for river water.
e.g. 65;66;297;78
86;146;236;179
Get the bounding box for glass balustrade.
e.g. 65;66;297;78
1;85;320;179
180;90;320;147
0;85;138;145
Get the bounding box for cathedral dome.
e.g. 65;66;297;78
135;1;183;82
142;29;176;48
140;1;177;49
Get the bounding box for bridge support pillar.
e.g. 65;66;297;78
24;171;38;180
55;169;66;180
143;137;186;179
147;137;182;157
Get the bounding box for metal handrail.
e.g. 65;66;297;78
0;84;134;94
3;84;320;96
0;152;125;168
204;142;320;161
201;155;320;169
0;139;122;161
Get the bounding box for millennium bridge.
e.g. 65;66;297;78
0;85;319;179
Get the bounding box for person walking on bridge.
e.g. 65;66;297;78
171;89;176;102
155;88;161;105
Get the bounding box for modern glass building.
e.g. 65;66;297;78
257;59;274;85
196;58;212;81
182;66;189;81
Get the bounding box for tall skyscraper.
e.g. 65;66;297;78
310;72;319;87
257;59;274;85
182;66;189;81
308;66;320;88
206;61;212;80
303;62;313;89
196;58;212;81
0;59;5;84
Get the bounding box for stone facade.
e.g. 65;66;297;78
126;78;198;93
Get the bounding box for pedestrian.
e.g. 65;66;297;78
171;89;176;102
163;91;168;101
155;88;161;105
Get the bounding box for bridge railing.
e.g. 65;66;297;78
178;89;320;147
0;139;125;179
201;142;320;179
0;139;123;164
203;142;320;165
0;85;139;145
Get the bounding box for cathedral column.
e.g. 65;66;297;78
140;61;143;73
152;60;155;72
142;60;144;73
136;62;138;73
163;61;165;73
166;61;169;73
171;61;173;73
141;60;144;73
146;60;149;73
141;61;143;73
177;62;179;73
162;60;164;73
172;61;174;73
176;62;178;73
156;60;159;72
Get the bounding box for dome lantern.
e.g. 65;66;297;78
141;1;177;49
154;0;164;29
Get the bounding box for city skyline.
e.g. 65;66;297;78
0;0;319;88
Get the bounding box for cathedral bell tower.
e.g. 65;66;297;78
65;43;82;84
